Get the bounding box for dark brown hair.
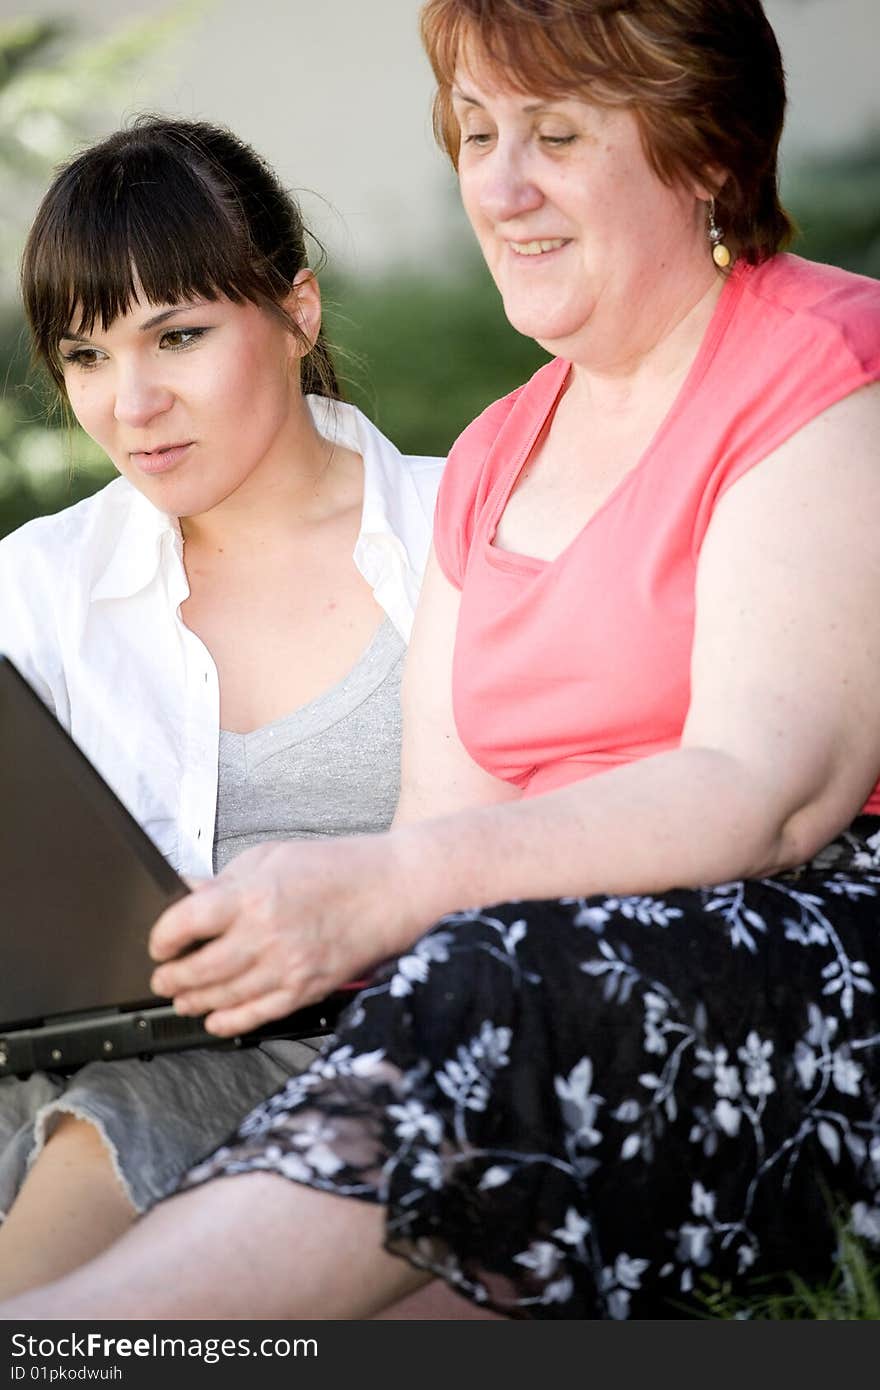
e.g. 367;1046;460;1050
21;115;341;397
420;0;795;263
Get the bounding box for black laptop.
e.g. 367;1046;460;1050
0;654;348;1079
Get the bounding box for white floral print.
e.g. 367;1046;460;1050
183;818;880;1319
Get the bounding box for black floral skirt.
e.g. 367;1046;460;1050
184;818;880;1318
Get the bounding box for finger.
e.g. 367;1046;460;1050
171;962;284;1018
202;988;307;1039
149;883;236;962
150;928;257;998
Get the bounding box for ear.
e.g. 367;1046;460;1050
692;164;729;204
283;268;322;357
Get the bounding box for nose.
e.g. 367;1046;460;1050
112;363;174;428
470;142;544;225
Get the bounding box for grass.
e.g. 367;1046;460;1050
695;1223;880;1320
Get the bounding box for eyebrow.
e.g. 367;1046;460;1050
451;87;557;115
59;304;205;343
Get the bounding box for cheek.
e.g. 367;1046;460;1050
220;333;289;407
65;381;108;443
205;346;292;453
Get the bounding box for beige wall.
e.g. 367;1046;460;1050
2;0;877;274
767;0;879;154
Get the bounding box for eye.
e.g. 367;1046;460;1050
462;131;494;147
540;134;577;147
159;327;207;350
59;346;105;371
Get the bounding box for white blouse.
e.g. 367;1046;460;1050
0;398;443;877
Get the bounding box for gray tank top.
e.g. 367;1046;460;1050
213;617;405;873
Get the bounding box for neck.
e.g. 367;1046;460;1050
560;260;727;414
180;396;345;552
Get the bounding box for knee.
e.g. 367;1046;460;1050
42;1110;109;1159
35;1112;134;1209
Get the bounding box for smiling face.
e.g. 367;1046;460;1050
452;62;713;365
59;284;317;520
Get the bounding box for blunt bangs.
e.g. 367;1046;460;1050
22;117;340;400
22;123;307;392
421;0;637;165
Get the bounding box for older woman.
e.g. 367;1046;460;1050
4;0;880;1320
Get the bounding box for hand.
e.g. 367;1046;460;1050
148;833;409;1037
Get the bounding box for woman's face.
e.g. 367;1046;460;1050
59;283;315;519
452;63;709;363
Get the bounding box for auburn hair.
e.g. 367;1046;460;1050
420;0;795;263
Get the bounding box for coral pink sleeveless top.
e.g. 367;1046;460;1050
434;255;880;812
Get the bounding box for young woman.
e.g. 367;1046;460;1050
0;115;442;1297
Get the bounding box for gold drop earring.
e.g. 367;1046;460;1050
707;197;732;269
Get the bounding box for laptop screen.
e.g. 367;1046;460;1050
0;656;188;1032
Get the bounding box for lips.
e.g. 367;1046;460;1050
129;442;193;475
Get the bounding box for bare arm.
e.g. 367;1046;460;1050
150;384;880;1033
393;546;519;826
391;382;880;920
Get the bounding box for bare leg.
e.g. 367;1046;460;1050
0;1115;136;1299
0;1173;429;1321
373;1283;505;1319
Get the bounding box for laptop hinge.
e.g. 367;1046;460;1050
0;995;345;1079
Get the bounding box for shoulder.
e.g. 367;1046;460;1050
695;263;880;532
331;398;445;543
701;256;880;491
398;452;446;485
793;375;880;452
735;254;880;369
0;477;131;575
0;479;136;709
0;476;170;622
447;357;562;464
395;451;446;520
450;382;527;455
440;356;565;505
742;252;880;310
308;394;444;521
433;358;565;588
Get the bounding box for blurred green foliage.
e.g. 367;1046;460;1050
785;144;880;280
0;8;204;538
1;12;879;540
322;262;549;458
0;9;201;282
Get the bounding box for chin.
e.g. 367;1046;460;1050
124;473;213;518
500;297;590;350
